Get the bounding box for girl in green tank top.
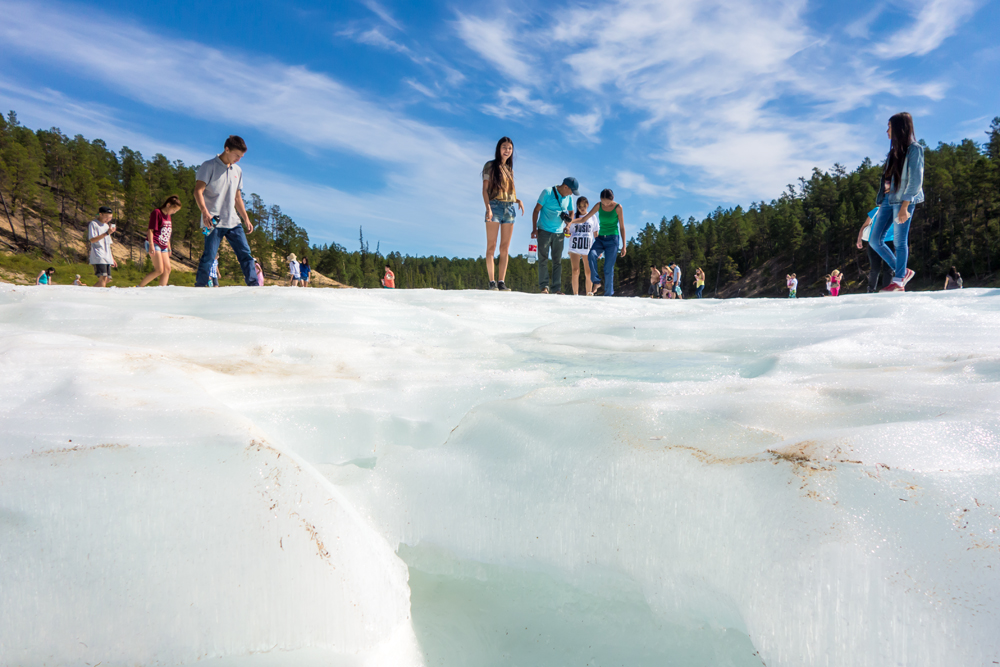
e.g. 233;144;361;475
575;189;625;239
574;189;626;296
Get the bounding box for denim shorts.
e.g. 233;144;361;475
144;241;169;253
489;200;516;224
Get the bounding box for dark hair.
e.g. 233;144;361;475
301;257;309;265
159;195;182;212
600;188;614;201
224;135;248;152
486;137;514;200
576;196;589;214
885;112;915;188
948;266;960;279
46;267;55;273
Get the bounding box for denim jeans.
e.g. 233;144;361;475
588;235;620;295
869;203;914;283
696;285;704;298
489;200;516;224
536;229;564;290
196;225;258;287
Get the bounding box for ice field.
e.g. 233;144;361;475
1;283;999;667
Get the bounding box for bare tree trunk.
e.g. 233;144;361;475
0;190;17;242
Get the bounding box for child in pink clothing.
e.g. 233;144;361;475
830;270;842;296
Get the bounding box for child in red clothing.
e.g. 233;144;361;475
830;269;842;296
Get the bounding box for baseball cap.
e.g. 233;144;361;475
98;206;113;214
561;177;580;195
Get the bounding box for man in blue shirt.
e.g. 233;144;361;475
531;177;579;294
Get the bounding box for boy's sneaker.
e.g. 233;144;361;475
488;281;498;291
497;281;511;291
881;282;905;292
902;268;915;286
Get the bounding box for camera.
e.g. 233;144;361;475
559;211;573;223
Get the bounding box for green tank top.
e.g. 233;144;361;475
598;204;620;236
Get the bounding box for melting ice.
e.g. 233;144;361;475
1;284;998;666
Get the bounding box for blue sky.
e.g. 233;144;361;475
1;0;998;258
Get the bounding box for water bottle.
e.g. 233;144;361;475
527;239;537;264
201;216;220;236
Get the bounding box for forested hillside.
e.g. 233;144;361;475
2;109;998;295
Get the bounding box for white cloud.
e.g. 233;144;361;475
566;112;604;140
351;27;412;55
874;0;981;58
0;1;476;172
616;170;672;197
361;0;403;32
451;0;955;204
454;13;535;83
482;86;558;119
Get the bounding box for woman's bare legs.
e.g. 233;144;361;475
497;223;514;282
158;253;171;286
139;251;165;287
582;254;593;294
485;219;500;283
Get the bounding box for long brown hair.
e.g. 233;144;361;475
885;112;915;187
158;195;182;212
487;137;515;199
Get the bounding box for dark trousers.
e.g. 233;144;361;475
866;241;893;292
537;229;564;290
196;225;258;287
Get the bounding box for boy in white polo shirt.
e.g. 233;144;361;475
193;135;258;287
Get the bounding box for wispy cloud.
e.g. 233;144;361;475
452;0;960;203
616;170;672;197
351;27;412;54
566;111;604;140
454;13;535;83
361;0;403;32
482;86;558;119
874;0;981;58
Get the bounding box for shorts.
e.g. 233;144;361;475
489;199;516;224
144;241;169;253
92;263;112;277
674;284;682;295
290;274;301;280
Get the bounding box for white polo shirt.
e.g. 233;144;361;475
195;156;243;229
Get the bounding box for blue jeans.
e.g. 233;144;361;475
196;225;258;287
489;200;516;224
696;285;704;298
588;235;620;296
870;203;914;283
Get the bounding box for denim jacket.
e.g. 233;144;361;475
877;142;924;206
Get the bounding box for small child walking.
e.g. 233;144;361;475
786;273;797;298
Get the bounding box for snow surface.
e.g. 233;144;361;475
1;284;999;666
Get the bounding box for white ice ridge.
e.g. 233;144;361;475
1;283;999;666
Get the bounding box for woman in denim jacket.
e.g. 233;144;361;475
870;112;924;292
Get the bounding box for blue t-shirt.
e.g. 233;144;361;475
536;187;572;234
868;207;894;243
300;264;311;279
